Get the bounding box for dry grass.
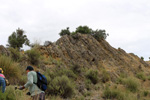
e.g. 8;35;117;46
0;55;21;84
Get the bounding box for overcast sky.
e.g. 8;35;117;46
0;0;150;60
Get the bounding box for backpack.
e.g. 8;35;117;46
35;72;47;91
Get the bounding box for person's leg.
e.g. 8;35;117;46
32;94;39;100
0;79;5;93
39;93;45;100
0;81;1;92
2;79;6;93
0;78;3;93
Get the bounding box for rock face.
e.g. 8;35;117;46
0;45;10;56
40;34;149;75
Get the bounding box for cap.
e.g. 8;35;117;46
26;66;34;71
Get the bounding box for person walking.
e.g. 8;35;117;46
19;66;45;100
0;68;6;93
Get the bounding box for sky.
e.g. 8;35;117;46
0;0;150;60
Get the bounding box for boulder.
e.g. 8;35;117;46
0;45;10;56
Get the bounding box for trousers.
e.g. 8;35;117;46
32;92;45;100
0;77;6;93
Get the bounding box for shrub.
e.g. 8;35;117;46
0;85;30;100
143;90;149;97
103;87;125;100
56;68;77;80
71;64;81;74
48;75;75;98
0;55;21;84
92;29;108;41
8;48;21;61
116;77;124;84
25;48;41;65
86;69;99;84
141;56;144;61
123;77;139;93
136;72;146;81
59;27;71;36
83;91;91;97
45;68;76;98
45;67;77;81
75;26;92;34
59;25;109;41
147;75;150;80
120;72;128;78
101;69;110;83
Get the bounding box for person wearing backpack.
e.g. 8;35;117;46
19;66;45;100
0;68;6;93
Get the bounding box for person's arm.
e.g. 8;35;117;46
24;72;33;88
0;74;5;78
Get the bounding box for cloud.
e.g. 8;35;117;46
0;0;150;60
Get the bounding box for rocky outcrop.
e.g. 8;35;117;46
0;45;10;56
40;34;149;74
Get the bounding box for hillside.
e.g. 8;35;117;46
40;33;149;77
39;33;150;99
0;33;150;100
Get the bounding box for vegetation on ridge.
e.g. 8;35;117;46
59;25;109;41
0;26;150;100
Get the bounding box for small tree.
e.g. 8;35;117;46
141;57;144;61
7;28;30;50
59;27;71;36
92;29;109;41
59;25;109;41
75;26;92;34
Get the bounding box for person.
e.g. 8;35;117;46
0;68;6;93
19;66;45;100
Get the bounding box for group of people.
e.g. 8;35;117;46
0;66;45;100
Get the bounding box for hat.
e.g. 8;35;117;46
26;66;34;71
0;68;3;74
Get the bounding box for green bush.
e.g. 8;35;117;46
86;69;99;84
103;87;125;100
83;91;91;97
8;48;21;61
147;75;150;80
48;75;75;98
120;72;128;78
136;72;146;81
45;67;77;81
0;85;28;100
143;90;149;97
116;77;124;84
0;55;21;84
59;25;109;41
92;29;108;41
71;64;81;74
123;77;139;93
85;79;92;90
75;26;92;34
59;27;71;36
25;48;41;65
101;69;110;83
141;56;144;61
61;69;77;80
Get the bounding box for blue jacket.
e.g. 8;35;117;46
0;74;6;93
